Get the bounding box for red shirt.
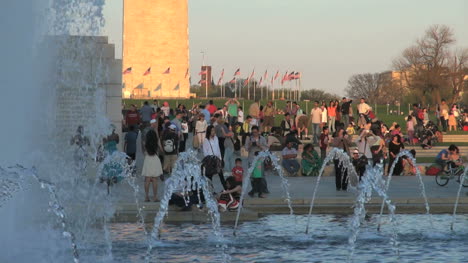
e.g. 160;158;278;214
207;104;217;115
232;166;244;183
328;106;337;117
126;110;140;126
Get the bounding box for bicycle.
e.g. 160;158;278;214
435;165;468;187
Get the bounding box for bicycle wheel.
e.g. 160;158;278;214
435;171;450;186
458;174;468;187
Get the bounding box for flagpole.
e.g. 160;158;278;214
299;76;302;101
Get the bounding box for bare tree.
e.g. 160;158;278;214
393;25;456;104
447;48;468;103
344;73;381;103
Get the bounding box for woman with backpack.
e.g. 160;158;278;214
202;125;227;190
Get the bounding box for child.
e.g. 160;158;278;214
248;152;265;198
232;158;244;183
448;111;457;131
346;123;355;135
406;115;415;145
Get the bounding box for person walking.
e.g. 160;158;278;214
203;125;227;190
194;113;207;149
388;134;404;176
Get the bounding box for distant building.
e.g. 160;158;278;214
200;66;212;89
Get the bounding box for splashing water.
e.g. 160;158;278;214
347;164;399;262
305;148;359;234
146;150;230;263
233;151;294;236
377;150;432;231
450;167;467;231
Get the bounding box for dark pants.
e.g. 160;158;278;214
206;172;227;190
440;117;447;132
250;178;264;196
388;158;403;176
334;159;348;190
179;134;188;152
320;148;327;161
218;137;226;159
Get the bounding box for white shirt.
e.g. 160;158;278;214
358;103;371;114
203;136;222;159
238;110;244;123
321;108;327;123
195;120;207;133
282;147;298;157
310;107;322;124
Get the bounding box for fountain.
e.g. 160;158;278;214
451;167;468;231
376;150;432;231
233;150;294;236
305;148;360;234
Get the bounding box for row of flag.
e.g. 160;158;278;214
214;69;302;87
123;66;302;86
123;67;190;79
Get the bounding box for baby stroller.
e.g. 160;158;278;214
419;121;439;149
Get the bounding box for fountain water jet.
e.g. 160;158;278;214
233;150;294;236
305;148;359;234
376;150;432;231
450;167;467;231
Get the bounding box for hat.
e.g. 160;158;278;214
352;149;359;154
150;119;157;124
169;124;176;130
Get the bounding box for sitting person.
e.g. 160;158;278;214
448;146;464;171
169;189;202;211
284;130;301;150
267;128;283;151
402;149;417;175
218;176;242;211
301;144;322;176
281;141;301;176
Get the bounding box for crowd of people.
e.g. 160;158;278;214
119;97;466;208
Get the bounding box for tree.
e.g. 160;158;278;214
393;24;460;104
447;48;468;103
344;73;381;103
300;89;339;102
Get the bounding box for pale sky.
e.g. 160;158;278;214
102;0;468;96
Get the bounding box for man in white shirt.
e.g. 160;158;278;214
281;141;300;176
310;101;322;144
357;98;371;128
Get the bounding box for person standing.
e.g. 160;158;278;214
245;126;269;193
195;113;208;149
160;101;171;117
357;98;371;129
388;134;404;176
310;101;322;145
124;125;138;161
151;99;159;112
139;101;154;125
263;101;276;133
328;101;337;133
207;100;218;116
332;128;352;191
125;104;140;129
249;99;260;126
320;102;328;129
161;124;179;175
199;104;211;123
215;118;230;160
319;126;330;161
237;106;244;124
142;129;163;202
225;98;240;126
439;99;449;132
223;124;236;172
341;97;352;129
202;125;227;190
172;111;185;152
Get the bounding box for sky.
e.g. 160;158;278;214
102;0;468;96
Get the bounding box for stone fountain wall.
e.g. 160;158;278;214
50;36;123;149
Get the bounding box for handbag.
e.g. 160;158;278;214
192;134;200;148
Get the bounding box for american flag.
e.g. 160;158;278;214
143;67;151;76
173;83;180;91
271;76;274;85
163;67;171;74
217;77;223;86
249;69;255;79
243;78;249;86
198;79;207;84
295;72;301;79
229;78;236;84
288;71;295;80
281;71;288;84
123;67;132;74
273;70;280;80
258;77;263;86
185;68;189;78
198;70;207;75
220;69;224;78
263;70;268;80
154;83;162;91
234;68;240;76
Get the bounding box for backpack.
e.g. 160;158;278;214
163;138;175;153
425;164;442;176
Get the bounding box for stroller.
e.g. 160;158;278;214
418;121;439;149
